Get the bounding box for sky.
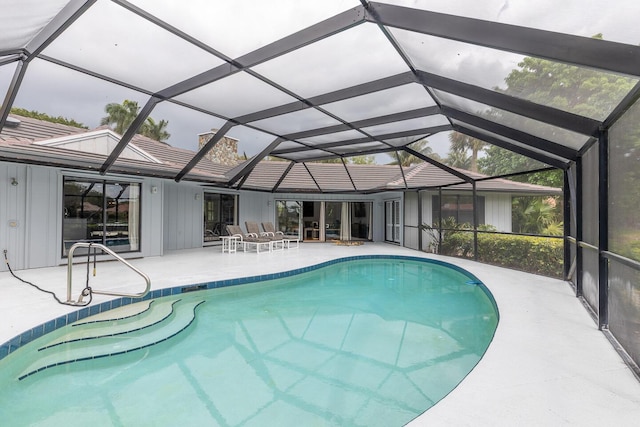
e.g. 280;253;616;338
2;0;639;162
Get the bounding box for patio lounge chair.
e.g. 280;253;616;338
262;222;299;249
226;225;272;253
245;221;284;250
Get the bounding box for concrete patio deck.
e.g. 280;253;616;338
1;243;639;426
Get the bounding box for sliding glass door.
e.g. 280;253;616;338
63;177;140;256
324;202;342;240
351;202;372;240
203;193;236;243
276;201;301;238
278;200;372;242
385;200;401;243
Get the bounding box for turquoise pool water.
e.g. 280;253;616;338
0;257;498;426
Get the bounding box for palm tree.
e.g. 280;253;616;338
445;148;471;169
448;131;487;172
512;197;562;234
100;100;140;135
141;117;170;142
387;138;437;166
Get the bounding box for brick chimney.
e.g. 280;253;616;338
198;129;239;166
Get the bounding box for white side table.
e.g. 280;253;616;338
221;235;240;253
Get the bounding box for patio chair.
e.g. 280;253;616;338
262;222;300;249
225;224;272;253
245;221;284;250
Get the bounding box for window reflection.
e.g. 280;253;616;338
63;178;140;256
203;193;236;242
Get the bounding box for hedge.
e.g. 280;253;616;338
439;232;564;278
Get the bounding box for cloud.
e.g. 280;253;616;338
4;0;639;161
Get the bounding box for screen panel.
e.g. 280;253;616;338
41;0;224;93
252;23;409;98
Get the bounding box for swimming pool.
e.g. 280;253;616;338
0;256;498;426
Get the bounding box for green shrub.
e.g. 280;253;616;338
431;230;563;278
476;234;563;278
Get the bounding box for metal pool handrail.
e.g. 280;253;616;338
66;242;151;305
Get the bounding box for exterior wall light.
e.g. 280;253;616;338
11;177;18;186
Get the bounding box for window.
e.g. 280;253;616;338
63;177;140;256
203;193;236;242
432;195;485;226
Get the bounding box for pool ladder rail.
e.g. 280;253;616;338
66;242;151;306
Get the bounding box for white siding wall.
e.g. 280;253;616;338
1;162;28;271
420;191;434;252
403;192;419;250
238;191;271;229
0;164;60;270
163;182;202;251
25;166;59;268
484;193;512;232
142;179;164;257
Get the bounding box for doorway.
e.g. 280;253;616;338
203;193;236;243
302;201;321;241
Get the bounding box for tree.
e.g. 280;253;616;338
386;138;439;166
10;107;87;128
141;117;170;142
445;147;471;169
502;34;635;119
100;100;140;134
512;197;562;235
348;155;376;165
478;146;563;187
312;155;375;164
479;34;635;182
101;100;171;142
447;131;486;172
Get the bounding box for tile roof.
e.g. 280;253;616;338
1;114;87;142
0;114;560;194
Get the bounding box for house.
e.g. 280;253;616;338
0;114;559;271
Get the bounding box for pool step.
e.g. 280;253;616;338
39;299;177;350
19;298;205;380
74;299;154;325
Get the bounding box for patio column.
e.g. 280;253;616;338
438;187;443;252
575;157;583;298
563;169;571;280
472;181;478;261
417;190;423;251
598;128;609;330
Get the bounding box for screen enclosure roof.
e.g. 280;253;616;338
1;0;640;191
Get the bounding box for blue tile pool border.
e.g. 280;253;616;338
0;255;497;361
